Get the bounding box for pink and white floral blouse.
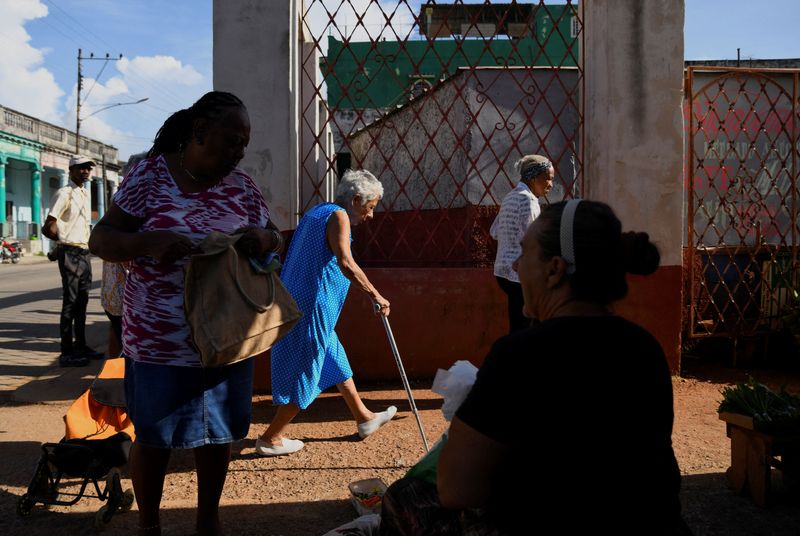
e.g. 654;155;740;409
113;155;270;367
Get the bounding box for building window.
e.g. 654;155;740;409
336;152;352;179
4;110;34;133
41;124;65;142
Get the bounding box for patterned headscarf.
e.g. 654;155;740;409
520;157;552;181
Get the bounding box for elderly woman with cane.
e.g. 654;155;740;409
490;154;554;333
256;169;396;456
90;91;281;535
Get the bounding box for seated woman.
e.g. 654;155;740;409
381;200;690;535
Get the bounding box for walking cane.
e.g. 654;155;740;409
374;303;430;452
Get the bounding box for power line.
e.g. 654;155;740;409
82;57;112;103
143;102;175;115
42;0;193;110
26;6;185;112
76;50;124;152
43;0;120;55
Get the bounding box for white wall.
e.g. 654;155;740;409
583;0;685;266
213;0;301;230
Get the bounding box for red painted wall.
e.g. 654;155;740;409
253;265;683;391
615;265;683;373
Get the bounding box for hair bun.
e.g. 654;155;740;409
619;231;660;275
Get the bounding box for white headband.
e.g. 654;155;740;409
560;199;581;274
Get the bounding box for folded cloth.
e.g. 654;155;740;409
248;251;281;274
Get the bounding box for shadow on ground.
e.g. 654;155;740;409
3;485;355;536
681;471;800;536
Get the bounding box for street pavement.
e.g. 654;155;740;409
0;254;108;403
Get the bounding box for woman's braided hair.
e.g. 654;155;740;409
147;91;244;158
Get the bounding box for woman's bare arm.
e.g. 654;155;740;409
326;210;390;315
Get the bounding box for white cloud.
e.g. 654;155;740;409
118;55;203;86
104;55;207;158
0;0;64;122
66;56;208;159
304;0;417;52
63;75;130;147
0;0;207;159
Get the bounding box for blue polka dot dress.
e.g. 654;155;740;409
271;203;353;409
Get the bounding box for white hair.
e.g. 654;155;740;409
335;169;383;205
515;154;552;181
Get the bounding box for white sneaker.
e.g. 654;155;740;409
357;406;398;439
255;437;304;456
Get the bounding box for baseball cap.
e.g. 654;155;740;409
69;155;96;168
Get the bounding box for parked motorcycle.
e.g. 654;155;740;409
1;237;21;264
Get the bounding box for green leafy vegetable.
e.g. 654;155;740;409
718;377;800;434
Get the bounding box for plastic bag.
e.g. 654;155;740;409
404;361;478;484
431;360;478;421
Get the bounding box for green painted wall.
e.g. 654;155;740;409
0;137;42;163
0;131;44;233
322;4;578;109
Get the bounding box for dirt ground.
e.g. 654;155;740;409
2;359;800;535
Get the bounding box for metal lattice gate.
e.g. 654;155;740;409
299;0;584;267
686;66;800;350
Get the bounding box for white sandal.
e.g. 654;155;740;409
357;406;397;439
255;437;304;456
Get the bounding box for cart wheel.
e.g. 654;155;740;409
104;472;122;515
94;505;113;530
119;489;135;511
17;495;34;516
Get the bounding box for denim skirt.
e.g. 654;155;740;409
124;358;255;449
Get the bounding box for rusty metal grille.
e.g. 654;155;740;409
686;66;800;341
299;0;584;267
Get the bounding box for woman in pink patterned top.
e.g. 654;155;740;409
89;92;282;536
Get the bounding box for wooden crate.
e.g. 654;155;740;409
719;411;800;507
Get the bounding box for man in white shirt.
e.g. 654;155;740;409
43;155;104;366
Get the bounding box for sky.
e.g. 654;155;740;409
0;0;798;161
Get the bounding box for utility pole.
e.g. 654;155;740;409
75;48;82;154
75;49;123;154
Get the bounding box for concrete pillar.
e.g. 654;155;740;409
583;0;685;370
95;176;105;219
0;156;6;222
213;0;301;230
31;167;41;226
85;177;92;223
583;0;684;264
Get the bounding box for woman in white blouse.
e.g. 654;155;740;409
490;154;554;333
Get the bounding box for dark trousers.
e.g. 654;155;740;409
105;310;123;349
496;276;529;334
58;245;92;354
